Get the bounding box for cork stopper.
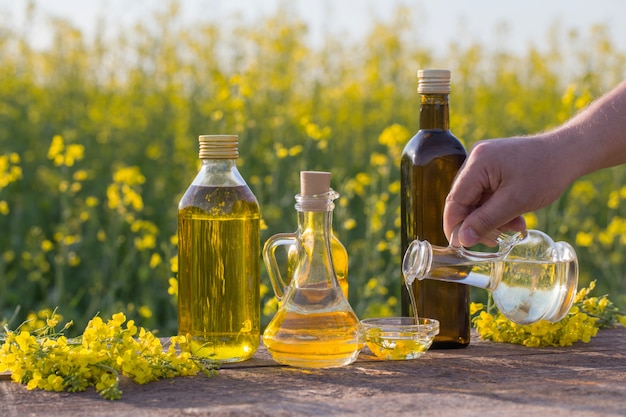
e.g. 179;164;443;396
300;171;331;196
296;171;336;212
198;135;239;159
417;69;451;94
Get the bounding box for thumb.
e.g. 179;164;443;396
457;199;524;247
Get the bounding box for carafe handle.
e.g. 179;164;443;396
451;228;528;262
262;232;298;301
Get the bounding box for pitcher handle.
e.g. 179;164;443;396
262;232;298;301
450;226;528;261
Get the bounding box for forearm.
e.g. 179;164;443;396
550;80;626;179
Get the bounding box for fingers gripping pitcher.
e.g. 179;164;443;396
262;171;363;368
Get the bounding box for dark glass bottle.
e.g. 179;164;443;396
400;70;470;348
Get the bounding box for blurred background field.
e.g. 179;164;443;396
1;1;626;336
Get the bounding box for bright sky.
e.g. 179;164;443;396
2;0;626;54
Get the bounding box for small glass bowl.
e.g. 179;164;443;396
360;317;439;360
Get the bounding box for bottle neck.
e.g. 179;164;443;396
193;158;245;187
294;208;337;287
419;93;450;130
402;240;492;290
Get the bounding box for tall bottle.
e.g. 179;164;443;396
400;70;470;348
287;188;349;299
177;134;260;362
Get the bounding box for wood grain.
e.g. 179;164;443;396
2;328;625;416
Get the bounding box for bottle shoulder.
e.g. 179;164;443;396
406;129;465;147
402;129;467;163
178;184;260;216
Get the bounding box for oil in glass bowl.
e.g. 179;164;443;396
361;317;439;360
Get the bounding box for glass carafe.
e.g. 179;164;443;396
402;229;578;325
262;171;362;368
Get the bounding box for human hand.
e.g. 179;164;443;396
443;135;568;247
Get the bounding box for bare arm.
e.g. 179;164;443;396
560;80;626;176
444;80;626;247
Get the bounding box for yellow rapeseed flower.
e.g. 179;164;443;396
73;170;88;181
64;144;85;166
388;180;400;194
168;277;178;296
523;212;538;229
470;302;484;315
608;190;619;209
107;184;121;210
138;306;153;319
275;145;288;159
356;172;372;187
288;145;303;156
113;166;146;186
569;180;597;205
48;135;65;161
387;296;397;307
378;123;410;148
343;218;357;230
576;231;593;247
41;240;54;252
370;152;388;166
170;256;178;273
145;144;162;160
121;185;144;211
366;278;378;291
134;234;156;251
70;182;82;193
149;253;162;269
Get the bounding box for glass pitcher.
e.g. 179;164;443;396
402;229;578;325
262;171;362;368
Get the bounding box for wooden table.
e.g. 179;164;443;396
2;328;626;416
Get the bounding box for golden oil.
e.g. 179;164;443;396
262;287;362;368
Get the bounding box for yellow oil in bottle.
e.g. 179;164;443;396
262;287;362;368
178;185;260;362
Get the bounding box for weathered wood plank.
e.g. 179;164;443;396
2;329;625;416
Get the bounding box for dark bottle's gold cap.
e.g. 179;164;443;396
417;69;451;94
198;135;238;159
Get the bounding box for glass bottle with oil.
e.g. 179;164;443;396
263;171;362;368
403;229;578;325
400;69;470;348
177;134;260;362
